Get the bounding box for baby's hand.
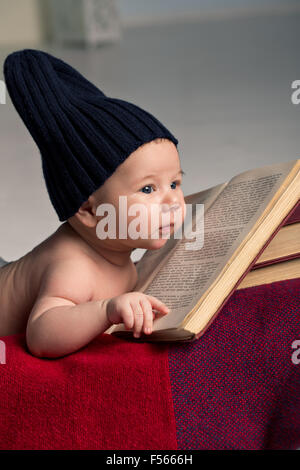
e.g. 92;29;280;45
106;292;170;338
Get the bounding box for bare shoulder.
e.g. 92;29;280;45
26;221;136;323
28;222;102;304
37;253;98;305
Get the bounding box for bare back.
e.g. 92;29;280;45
0;222;138;336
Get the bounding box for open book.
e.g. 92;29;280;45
108;159;300;342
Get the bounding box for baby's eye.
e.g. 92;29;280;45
140;185;154;194
140;181;181;194
171;180;181;189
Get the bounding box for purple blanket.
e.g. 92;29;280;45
168;277;300;449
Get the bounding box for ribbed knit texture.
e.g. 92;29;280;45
3;49;178;221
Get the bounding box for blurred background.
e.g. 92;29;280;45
0;0;300;262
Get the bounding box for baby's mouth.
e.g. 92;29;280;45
158;223;174;234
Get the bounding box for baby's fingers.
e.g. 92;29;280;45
130;301;144;338
146;295;170;314
139;299;155;335
122;306;134;330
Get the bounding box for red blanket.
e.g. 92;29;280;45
0;334;177;450
0;278;299;450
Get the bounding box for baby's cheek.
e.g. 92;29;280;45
175;199;186;224
182;201;187;221
126;212;152;240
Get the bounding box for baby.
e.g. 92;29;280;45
0;49;186;358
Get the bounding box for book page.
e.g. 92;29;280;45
111;159;298;335
140;160;298;331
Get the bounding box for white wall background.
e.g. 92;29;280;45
117;0;300;26
0;0;299;46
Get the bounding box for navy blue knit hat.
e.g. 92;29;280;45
3;48;178;221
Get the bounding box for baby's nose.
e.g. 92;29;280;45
160;203;181;225
161;202;181;213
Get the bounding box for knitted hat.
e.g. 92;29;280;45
3;48;178;221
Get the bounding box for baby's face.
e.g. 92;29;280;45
93;139;186;250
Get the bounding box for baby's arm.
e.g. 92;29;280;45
26;259;169;359
26;259;112;358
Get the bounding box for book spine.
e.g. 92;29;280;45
251;252;300;270
282;199;300;225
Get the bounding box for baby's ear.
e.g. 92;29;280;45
75;198;98;228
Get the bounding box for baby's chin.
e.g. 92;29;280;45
131;234;173;250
